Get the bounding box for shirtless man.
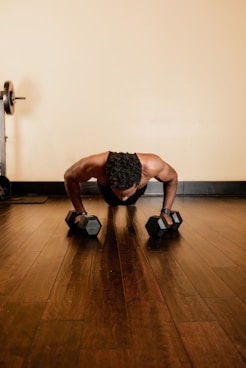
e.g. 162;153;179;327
64;151;178;225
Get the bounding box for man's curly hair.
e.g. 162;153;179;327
105;152;142;190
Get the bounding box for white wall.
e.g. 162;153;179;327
1;0;246;181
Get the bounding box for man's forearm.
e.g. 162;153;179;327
162;179;178;210
64;178;86;213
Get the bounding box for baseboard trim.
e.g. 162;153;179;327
10;181;246;197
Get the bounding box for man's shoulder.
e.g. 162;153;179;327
136;152;160;163
86;151;109;165
137;153;166;176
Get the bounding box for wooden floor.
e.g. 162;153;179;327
0;196;245;368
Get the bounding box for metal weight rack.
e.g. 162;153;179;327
0;81;25;199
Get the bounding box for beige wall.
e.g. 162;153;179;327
1;0;246;181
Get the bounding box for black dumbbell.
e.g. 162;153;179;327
65;210;102;236
145;211;183;237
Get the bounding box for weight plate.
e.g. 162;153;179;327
0;175;11;200
3;81;15;115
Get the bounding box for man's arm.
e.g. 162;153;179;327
141;153;178;225
64;171;86;214
156;158;178;225
64;153;106;215
64;162;89;214
161;170;178;210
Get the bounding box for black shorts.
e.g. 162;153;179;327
98;182;147;206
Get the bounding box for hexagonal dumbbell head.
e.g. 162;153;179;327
145;216;170;237
65;210;77;229
77;215;102;236
170;211;183;231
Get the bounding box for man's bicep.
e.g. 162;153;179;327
155;161;177;183
65;159;93;183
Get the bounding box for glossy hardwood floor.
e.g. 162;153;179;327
0;196;245;368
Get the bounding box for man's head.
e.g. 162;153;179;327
105;152;142;190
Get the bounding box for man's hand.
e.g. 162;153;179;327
161;213;173;226
74;214;83;224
